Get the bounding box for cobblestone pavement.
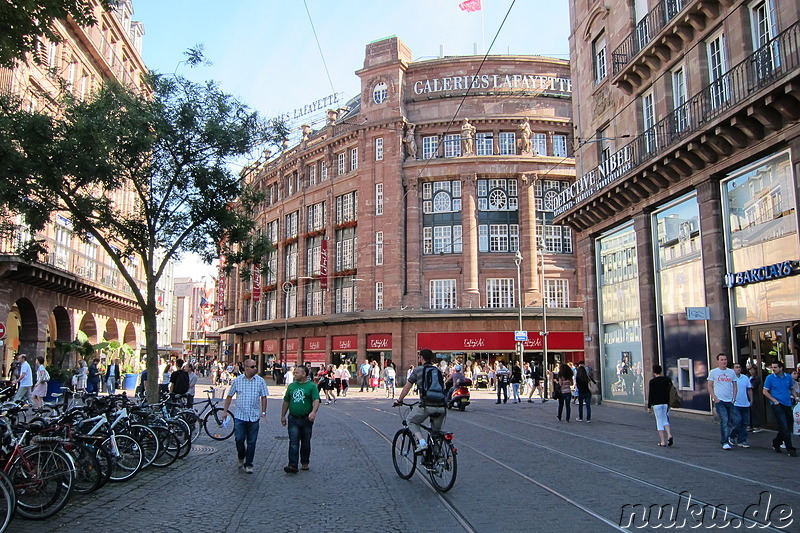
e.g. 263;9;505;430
9;378;800;532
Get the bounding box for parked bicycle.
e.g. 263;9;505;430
190;389;234;441
392;401;457;492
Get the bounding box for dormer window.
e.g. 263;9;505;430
373;82;388;104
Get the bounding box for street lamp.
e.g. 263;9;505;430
514;250;524;374
539;236;549;399
282;277;314;367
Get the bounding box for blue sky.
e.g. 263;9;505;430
130;0;571;278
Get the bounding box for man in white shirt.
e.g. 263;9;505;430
12;353;33;402
707;353;738;450
731;363;752;448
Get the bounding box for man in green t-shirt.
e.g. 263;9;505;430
281;365;321;473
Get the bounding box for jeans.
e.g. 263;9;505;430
13;386;31;402
511;383;520;402
714;401;734;444
557;393;571;421
733;406;750;444
86;381;99;394
496;382;508;403
234;418;260;467
287;414;314;467
106;378;116;395
771;403;795;452
578;391;592;420
360;375;369;392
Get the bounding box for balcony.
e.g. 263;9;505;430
556;22;800;230
611;0;733;94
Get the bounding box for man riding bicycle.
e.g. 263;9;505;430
394;349;446;453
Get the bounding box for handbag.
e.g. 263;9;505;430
588;380;599;394
668;383;681;408
552;387;561;400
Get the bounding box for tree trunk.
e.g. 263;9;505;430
142;307;161;405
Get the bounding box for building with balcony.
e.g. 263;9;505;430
172;276;219;363
563;0;800;415
0;0;154;369
218;37;584;376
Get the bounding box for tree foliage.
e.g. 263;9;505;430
0;0;116;68
0;71;287;401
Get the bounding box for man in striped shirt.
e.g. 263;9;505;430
222;359;269;474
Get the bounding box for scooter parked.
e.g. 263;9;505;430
447;378;472;411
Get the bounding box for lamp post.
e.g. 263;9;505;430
514;250;524;373
539;238;549;399
282;281;293;367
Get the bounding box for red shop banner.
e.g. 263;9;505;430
263;340;278;353
215;260;225;317
283;339;299;353
252;340;262;354
252;263;261;302
303;337;327;351
416;331;584;351
243;341;251;355
303;353;327;364
332;335;357;351
367;333;392;350
320;239;329;290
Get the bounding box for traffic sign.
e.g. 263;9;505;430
514;330;527;342
0;321;5;339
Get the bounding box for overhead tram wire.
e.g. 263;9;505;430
303;0;336;96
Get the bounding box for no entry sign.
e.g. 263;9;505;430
0;322;5;339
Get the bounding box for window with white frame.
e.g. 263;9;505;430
553;135;568;157
535;223;573;254
533;133;547;156
265;249;277;284
486;278;514;308
594;33;607;84
337;152;346;175
375;183;384;216
672;65;688;133
544;279;570;308
350;147;358;170
375;138;384;161
477;179;518;211
285;284;297;318
306;236;322;276
308;163;317;186
498;132;516;155
375;282;384;310
423;180;462;214
642;90;657;153
320;160;328;181
307;202;325;232
476;132;493;155
262;291;277;320
375;231;383;265
305;280;324;316
285;211;298;238
423;225;462;255
430;279;456;309
707;31;729;109
284;242;298;280
444;134;461;157
334;278;356;313
336;191;357;223
422;136;438;159
750;0;779;78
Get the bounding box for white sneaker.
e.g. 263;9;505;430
722;443;732;450
415;439;428;453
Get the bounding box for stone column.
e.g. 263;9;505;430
634;210;658;379
404;178;422;308
519;174;539;306
577;234;600;374
697;179;731;356
461;174;480;307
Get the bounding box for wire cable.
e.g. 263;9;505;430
303;0;336;95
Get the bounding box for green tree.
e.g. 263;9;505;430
0;0;116;68
0;72;285;402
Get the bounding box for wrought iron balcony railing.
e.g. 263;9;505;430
612;0;687;76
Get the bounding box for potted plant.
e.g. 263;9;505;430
44;364;74;401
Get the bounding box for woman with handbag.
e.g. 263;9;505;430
556;364;574;422
575;361;596;422
647;364;674;447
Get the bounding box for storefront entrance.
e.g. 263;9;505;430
735;322;799;427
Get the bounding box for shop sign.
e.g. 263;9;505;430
283;339;298;352
413;74;571;97
252;264;261;302
553;145;634;216
215;258;226;317
333;335;358;351
303;337;327;351
723;260;798;288
320;240;329;290
367;333;392;350
303;353;327;364
263;340;278;353
417;331;582;351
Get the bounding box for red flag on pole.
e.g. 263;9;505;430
459;0;482;12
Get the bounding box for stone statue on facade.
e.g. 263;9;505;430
517;119;532;154
301;124;312;142
403;120;417;161
461;118;476;156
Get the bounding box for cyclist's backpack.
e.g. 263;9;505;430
419;365;446;406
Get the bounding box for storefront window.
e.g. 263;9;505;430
722;151;799;324
597;224;643;404
653;194;709;409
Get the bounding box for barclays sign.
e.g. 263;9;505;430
724;260;798;288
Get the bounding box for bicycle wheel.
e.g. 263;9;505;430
91;443;113;489
11;445;74;520
391;429;417;480
176;411;201;443
203;408;234;441
62;442;102;494
0;471;16;533
149;426;179;468
103;434;143;483
167;419;191;459
427;437;457;493
129;425;159;468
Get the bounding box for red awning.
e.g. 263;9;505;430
367;333;392;350
416;331;583;351
303;337;327;351
263;340;278;353
332;335;357;351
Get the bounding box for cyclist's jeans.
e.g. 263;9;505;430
408;405;446;442
234;418;259;467
287;414;314;467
